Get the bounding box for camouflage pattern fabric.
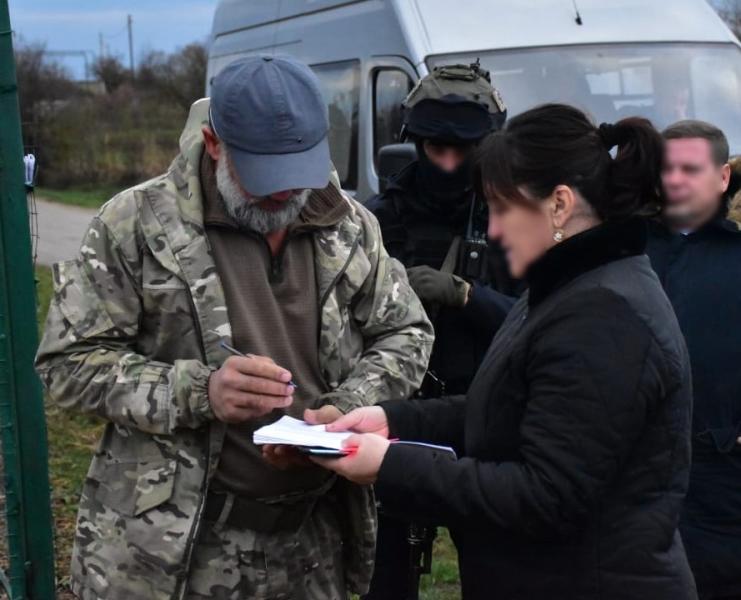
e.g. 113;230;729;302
35;98;434;599
185;498;346;600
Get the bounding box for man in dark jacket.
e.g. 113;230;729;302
364;63;516;599
647;120;741;600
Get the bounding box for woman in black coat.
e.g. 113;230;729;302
311;104;698;599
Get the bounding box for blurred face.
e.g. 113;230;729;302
423;140;472;172
487;197;555;279
661;137;730;230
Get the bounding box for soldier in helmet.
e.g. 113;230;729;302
365;63;517;600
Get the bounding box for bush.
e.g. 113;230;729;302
37;86;183;188
16;41;207;190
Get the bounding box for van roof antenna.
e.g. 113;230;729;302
572;0;584;25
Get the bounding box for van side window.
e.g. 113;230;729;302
373;69;413;168
311;61;360;191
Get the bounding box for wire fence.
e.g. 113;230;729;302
0;154;44;598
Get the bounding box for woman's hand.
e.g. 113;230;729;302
262;405;346;469
305;405;390;438
311;433;390;485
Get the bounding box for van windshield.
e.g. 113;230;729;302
428;43;741;154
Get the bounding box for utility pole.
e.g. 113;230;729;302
99;32;105;60
0;0;56;598
127;14;134;75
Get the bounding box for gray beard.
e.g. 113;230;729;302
215;153;310;233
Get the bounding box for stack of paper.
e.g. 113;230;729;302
254;416;458;458
253;416;353;451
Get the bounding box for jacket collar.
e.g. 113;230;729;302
386;160;475;227
651;200;741;239
526;217;647;307
385;160;417;195
699;201;741;234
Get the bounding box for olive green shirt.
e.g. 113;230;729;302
201;153;349;498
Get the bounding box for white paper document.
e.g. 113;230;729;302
253;416;353;450
253;416;458;458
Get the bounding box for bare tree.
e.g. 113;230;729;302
712;0;741;39
13;38;205;188
137;43;208;111
92;55;131;94
15;42;79;123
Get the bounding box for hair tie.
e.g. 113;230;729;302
598;122;620;150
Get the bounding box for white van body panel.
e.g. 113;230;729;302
208;0;741;199
209;1;410;78
399;0;737;67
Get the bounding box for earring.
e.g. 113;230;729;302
553;229;565;242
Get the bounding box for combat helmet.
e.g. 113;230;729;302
402;60;507;144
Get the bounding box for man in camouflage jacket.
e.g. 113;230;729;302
36;58;432;600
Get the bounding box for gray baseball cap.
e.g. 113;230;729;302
209;55;330;196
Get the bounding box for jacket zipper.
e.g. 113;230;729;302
245;229;291;283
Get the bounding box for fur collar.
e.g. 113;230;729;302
527;217;647;307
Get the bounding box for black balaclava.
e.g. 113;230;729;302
405;97;494;222
412;138;475;224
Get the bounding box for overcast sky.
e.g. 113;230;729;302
9;0;217;79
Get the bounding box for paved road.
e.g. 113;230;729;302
31;197;97;266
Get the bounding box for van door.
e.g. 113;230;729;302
311;57;417;201
311;60;362;196
358;57;418;201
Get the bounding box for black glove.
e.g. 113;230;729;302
406;266;470;308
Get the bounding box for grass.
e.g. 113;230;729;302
420;529;461;599
35;265;460;598
36;185;120;209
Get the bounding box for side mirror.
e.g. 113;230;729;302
377;143;417;193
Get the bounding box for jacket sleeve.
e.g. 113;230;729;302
322;203;434;414
376;291;660;539
460;283;517;338
382;395;468;454
35;214;214;435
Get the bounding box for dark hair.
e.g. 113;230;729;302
474;104;664;221
662;119;729;166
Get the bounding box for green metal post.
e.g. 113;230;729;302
0;1;56;598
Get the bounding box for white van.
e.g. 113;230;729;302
208;0;741;200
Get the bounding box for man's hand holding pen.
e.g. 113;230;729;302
208;353;296;423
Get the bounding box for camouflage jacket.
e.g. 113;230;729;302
36;99;433;600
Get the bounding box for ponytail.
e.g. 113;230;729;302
597;118;663;219
476;104;664;221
